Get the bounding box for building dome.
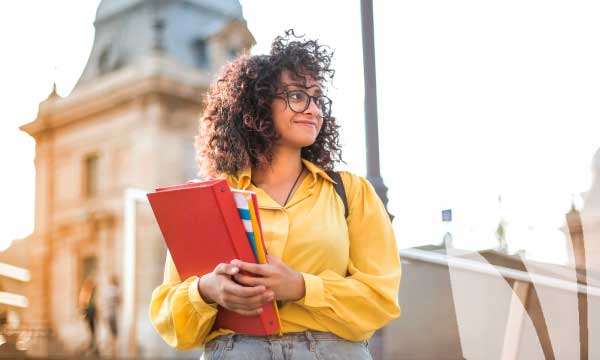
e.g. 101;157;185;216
74;0;251;89
96;0;243;22
96;0;134;21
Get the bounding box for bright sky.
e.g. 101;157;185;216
2;0;600;264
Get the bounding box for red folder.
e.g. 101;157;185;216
147;179;280;335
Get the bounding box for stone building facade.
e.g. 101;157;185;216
20;0;254;357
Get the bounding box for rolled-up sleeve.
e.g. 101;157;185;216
295;173;401;340
149;252;218;349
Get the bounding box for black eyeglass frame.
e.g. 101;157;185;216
276;90;333;119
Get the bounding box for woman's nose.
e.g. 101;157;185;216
304;96;320;115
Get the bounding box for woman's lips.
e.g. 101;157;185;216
294;120;317;127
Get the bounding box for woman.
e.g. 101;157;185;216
149;30;401;359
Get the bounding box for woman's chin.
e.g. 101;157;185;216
278;135;318;149
297;137;318;148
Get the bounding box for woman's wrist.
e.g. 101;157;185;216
197;274;215;304
292;271;306;301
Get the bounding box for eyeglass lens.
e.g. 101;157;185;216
287;90;331;117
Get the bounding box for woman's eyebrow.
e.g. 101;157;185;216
284;82;309;88
284;82;323;93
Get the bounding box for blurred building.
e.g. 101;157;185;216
563;147;600;273
388;245;600;359
381;149;600;359
388;157;600;359
19;0;254;357
0;239;31;358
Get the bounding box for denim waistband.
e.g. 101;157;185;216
213;330;362;351
208;330;370;357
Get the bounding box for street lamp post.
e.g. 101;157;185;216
361;0;392;220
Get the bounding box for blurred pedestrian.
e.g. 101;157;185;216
103;275;120;356
78;276;97;355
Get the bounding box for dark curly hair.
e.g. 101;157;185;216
195;30;342;178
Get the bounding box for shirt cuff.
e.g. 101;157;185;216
188;277;218;313
295;272;326;307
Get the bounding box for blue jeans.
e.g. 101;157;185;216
203;331;372;360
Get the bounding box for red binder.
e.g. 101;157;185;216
147;179;280;335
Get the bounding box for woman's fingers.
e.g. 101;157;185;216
265;254;281;264
208;262;275;315
230;259;271;276
233;307;264;317
221;290;274;310
233;273;267;287
217;276;272;307
214;263;239;276
221;279;266;298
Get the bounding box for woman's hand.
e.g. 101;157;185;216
231;255;306;302
198;263;274;316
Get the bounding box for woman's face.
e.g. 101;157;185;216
271;70;324;150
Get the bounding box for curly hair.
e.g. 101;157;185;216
195;30;342;178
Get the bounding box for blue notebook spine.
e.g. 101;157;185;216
232;191;258;261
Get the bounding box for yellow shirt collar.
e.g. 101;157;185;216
230;159;336;190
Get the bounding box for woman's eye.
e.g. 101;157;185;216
289;92;304;102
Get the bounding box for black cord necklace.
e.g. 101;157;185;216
283;166;304;206
251;166;304;206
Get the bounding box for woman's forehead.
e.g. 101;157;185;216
280;70;321;89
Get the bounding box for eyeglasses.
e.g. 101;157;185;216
277;90;332;118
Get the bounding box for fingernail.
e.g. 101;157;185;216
230;267;239;274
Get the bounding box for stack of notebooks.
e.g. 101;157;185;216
147;179;282;335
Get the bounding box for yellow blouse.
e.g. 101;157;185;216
149;159;401;350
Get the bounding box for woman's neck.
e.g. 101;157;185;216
252;147;303;188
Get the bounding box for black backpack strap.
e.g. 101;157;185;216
326;170;349;219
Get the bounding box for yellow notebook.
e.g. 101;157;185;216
248;199;267;264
